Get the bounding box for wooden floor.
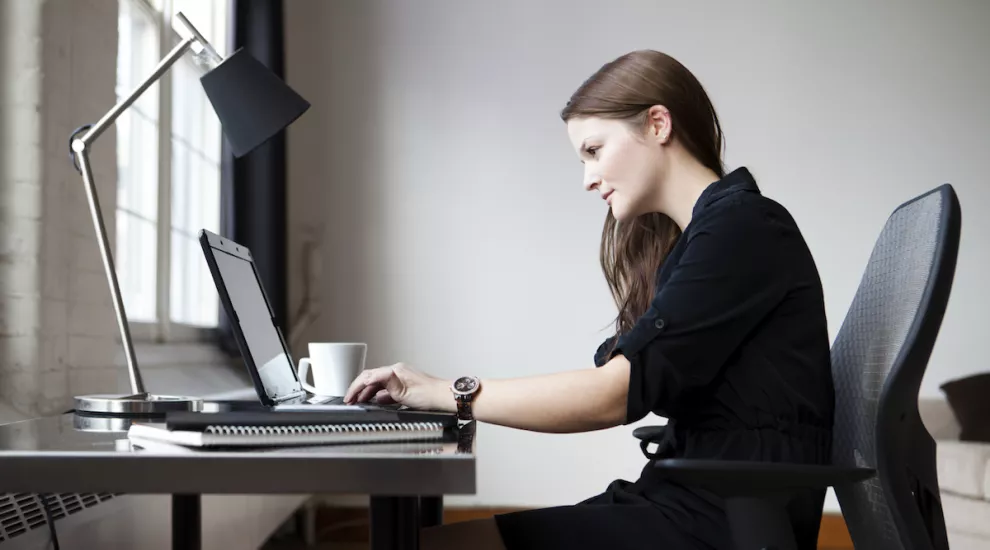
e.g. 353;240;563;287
262;507;855;549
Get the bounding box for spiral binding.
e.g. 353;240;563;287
204;421;443;437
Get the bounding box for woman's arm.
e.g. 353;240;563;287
343;355;632;434
462;355;631;433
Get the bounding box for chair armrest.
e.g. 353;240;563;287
652;459;875;497
632;425;667;442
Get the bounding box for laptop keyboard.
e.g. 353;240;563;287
307;395;345;405
302;395;401;410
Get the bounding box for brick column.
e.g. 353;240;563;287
0;0;119;418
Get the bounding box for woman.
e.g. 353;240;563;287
344;49;835;550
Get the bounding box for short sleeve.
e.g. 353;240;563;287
611;203;791;424
594;334;617;367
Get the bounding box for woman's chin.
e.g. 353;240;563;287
610;203;633;223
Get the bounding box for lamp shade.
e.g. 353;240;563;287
200;48;310;157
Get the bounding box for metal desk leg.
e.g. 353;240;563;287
172;494;201;550
420;496;443;527
370;496;420;550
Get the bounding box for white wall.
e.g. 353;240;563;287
284;0;990;511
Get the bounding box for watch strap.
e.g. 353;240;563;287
455;420;476;453
455;395;474;422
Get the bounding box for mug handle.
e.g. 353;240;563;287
296;358;319;394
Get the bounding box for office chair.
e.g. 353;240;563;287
635;184;960;550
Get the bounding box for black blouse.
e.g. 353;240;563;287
594;167;835;544
596;166;834;447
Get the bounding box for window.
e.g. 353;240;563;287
115;0;229;341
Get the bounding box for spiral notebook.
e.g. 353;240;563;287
127;410;455;448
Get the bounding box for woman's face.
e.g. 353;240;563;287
566;114;669;222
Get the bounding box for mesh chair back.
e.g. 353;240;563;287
830;185;959;550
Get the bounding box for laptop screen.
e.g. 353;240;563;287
211;247;301;401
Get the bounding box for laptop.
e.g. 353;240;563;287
198;228;387;412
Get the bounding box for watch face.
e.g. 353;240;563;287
452;376;479;394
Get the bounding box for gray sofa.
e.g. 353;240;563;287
920;398;990;549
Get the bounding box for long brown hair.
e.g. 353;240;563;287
560;50;726;341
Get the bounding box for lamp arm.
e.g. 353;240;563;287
175;12;223;67
66;34;197;396
77;35;196;147
73;147;145;395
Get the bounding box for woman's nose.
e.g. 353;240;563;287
583;169;600;192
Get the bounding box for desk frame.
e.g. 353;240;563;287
0;414;475;550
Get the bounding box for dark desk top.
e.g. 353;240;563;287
0;414;475;495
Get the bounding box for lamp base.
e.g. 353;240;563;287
74;393;203;416
73;413;135;433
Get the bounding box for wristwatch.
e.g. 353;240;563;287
450;376;481;422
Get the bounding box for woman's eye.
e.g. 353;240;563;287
587;146;600;157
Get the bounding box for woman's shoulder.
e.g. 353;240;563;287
691;185;803;243
689;192;796;238
682;186;817;288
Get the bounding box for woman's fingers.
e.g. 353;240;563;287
344;366;394;403
355;382;384;404
373;388;397;405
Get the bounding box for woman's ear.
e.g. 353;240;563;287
646;105;672;145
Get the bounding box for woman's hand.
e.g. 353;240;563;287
343;362;452;411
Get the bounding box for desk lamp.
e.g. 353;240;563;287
69;13;309;415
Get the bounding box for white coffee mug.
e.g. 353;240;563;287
296;342;367;397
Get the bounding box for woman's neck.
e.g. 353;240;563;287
661;157;721;231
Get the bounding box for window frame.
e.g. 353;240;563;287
117;0;227;344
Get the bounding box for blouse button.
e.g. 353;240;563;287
654;318;665;330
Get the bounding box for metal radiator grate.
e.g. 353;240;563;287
0;492;117;542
